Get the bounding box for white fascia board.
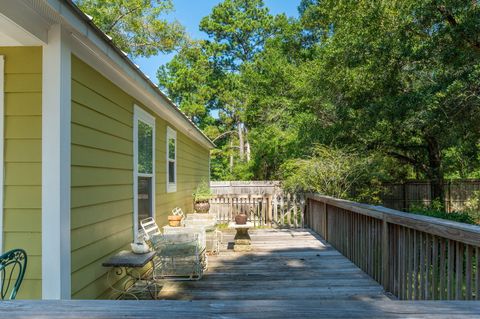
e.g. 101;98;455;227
41;24;71;300
0;0;50;44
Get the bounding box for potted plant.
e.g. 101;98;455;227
193;180;213;214
168;207;184;227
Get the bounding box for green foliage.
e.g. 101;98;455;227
158;0;281;181
280;145;383;201
193;179;213;202
137;121;153;174
74;0;185;57
157;40;215;125
410;201;477;225
129;0;480;192
464;191;480;223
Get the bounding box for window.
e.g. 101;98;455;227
133;106;155;237
166;127;176;193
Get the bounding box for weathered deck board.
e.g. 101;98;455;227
2;299;480;318
2;229;479;318
157;229;389;301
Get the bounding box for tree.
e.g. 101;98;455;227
298;0;480;206
157;40;215;125
159;0;277;179
74;0;185;57
198;0;277;164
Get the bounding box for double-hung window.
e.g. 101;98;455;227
133;105;155;237
166;127;177;193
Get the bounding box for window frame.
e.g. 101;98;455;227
166;126;177;193
133;105;156;238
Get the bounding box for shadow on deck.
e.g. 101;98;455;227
158;228;389;301
1;229;480;318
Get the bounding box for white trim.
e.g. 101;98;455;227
41;25;71;300
133;105;155;239
0;2;49;44
166;127;177;193
0;55;4;254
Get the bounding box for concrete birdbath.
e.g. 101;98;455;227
228;222;253;252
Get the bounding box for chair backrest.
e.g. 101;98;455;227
0;249;27;300
171;207;184;217
140;217;161;240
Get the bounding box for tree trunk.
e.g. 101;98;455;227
245;126;251;162
238;123;245;161
229;139;234;173
425;135;445;209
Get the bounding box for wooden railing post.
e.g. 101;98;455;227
382;217;390;292
267;194;273;227
324;201;328;241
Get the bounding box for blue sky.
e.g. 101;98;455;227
134;0;300;83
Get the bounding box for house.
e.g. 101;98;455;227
0;0;214;300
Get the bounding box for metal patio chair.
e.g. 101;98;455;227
140;218;204;280
0;249;27;300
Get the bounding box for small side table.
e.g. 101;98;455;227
102;250;157;300
228;222;253;252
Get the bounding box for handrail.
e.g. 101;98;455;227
305;194;480;301
307;194;480;246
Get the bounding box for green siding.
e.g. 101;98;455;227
1;47;42;299
70;56;210;299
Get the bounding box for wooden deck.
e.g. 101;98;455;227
158;228;389;301
2;228;480;318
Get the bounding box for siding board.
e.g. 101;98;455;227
1;45;42;300
70;55;209;299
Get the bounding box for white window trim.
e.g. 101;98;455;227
166;126;177;193
133;105;156;239
0;55;4;254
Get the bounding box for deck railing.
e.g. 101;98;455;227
209;193;304;228
305;194;480;300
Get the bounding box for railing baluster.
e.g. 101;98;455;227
432;235;438;300
476;247;480;300
440;238;446;300
456;242;464;300
448;240;455;300
466;245;473;300
425;234;431;300
301;194;480;301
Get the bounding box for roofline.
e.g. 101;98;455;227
61;0;215;148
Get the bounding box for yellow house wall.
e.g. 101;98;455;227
0;46;42;299
70;55;210;299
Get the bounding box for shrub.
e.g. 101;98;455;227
280;145;385;202
410;200;477;225
464;191;480;223
193;179;213;202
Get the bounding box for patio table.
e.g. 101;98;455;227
228;222;253;252
102;250;157;300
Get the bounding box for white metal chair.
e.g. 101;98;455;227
140;217;204;280
182;213;222;255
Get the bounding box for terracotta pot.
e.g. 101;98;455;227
235;212;248;225
194;200;210;214
168;215;182;227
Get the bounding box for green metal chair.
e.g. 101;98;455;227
0;249;27;300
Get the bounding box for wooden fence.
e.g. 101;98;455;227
382;180;480;212
212;180;480;212
209;193;305;228
210;181;280;196
305;194;480;300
